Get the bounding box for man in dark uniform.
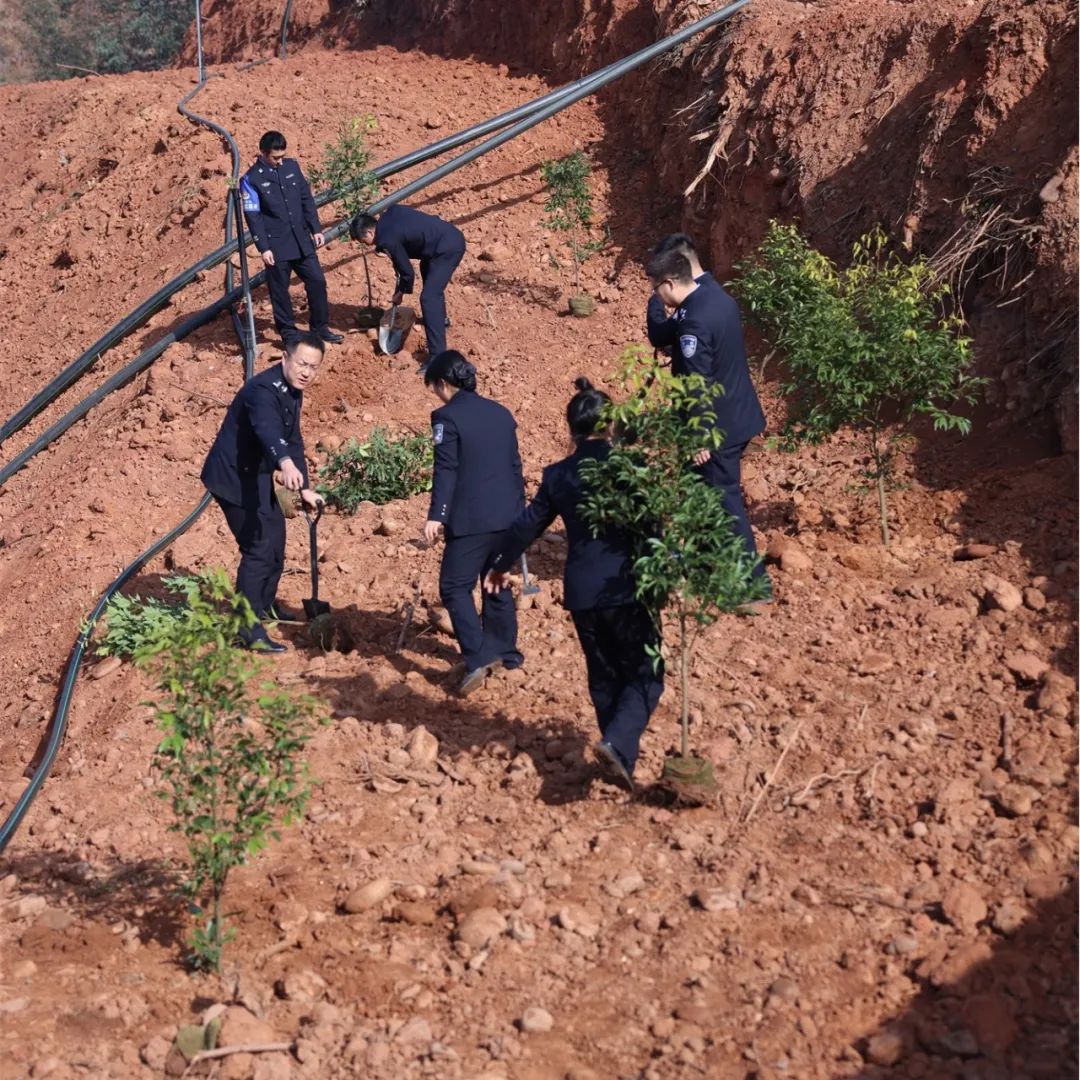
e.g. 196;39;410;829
351;205;466;359
422;350;524;695
646;233;718;351
202;332;326;651
646;248;769;584
240;131;343;347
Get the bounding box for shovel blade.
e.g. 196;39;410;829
303;598;331;621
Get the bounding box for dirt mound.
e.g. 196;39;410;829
0;4;1076;1080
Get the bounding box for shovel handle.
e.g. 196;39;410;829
305;502;324;602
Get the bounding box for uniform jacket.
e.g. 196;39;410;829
202;364;309;509
240;157;320;263
662;281;765;447
492;440;639;611
375;204;466;295
429;389;523;537
646;270;718;348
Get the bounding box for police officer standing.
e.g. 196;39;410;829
485;378;663;792
423;350;524;694
646;233;718;350
351;205;466;360
202;332;326;651
646;248;769;585
240;131;343;348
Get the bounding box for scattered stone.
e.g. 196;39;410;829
455;907;506;948
954;543;996;560
556;904;600;939
780;547;812;574
395;901;438;927
1038;670;1076;711
374;517;401;537
691;887;739;914
1023;587;1047;611
995;784;1038;818
140;1035;172;1071
857;652;893;675
4;895;46;920
941;882;987;932
91;656;122;680
981;575;1022;613
275;969;327;1004
519;1006;554;1033
865;1026;905;1066
11;960;37;978
606;870;645;898
342;878;394;914
317;434;343;453
395;1017;432;1044
406;725;439;765
890;933;919;955
1003;651;1048;684
992;899;1027;935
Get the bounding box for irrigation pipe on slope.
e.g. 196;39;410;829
0;0;751;852
0;0;747;449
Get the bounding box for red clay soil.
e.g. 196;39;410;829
0;4;1077;1080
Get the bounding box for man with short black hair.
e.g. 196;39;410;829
240;131;342;348
351;204;466;359
646;232;717;349
202;332;326;651
646;249;769;585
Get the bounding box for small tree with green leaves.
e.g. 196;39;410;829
580;347;769;791
310;115;381;220
541;150;605;307
317;427;432;512
94;574;200;659
136;570;324;972
733;222;982;545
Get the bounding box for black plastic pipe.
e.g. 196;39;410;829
0;11;728;449
281;0;295;62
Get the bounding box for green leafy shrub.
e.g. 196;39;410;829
541;150;605;300
95;575;200;659
318;427;432;512
137;570;324;972
310;115;381;220
580;347;768;779
733;222;982;545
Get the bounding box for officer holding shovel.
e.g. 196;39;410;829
202;333;325;652
351;204;466;361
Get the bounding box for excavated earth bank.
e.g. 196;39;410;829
0;2;1076;1078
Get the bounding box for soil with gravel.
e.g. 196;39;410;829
0;3;1076;1079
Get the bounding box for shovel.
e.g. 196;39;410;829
303;502;331;621
520;553;540;596
355;249;384;330
378;303;417;355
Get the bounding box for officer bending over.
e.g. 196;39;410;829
423;350;524;695
485;378;663;791
202;333;325;651
352;204;466;360
241;131;343;348
646;248;769;585
646;232;718;350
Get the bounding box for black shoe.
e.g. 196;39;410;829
238;633;288;654
316;329;344;344
458;661;498;696
594;740;634;792
444;316;452;328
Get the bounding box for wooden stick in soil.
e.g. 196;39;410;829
183;1043;292;1073
744;718;804;823
394;602;415;653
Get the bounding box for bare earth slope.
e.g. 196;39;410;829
0;4;1076;1080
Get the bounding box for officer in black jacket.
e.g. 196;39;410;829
202;333;325;651
646;248;769;584
646;233;719;350
422;350;524;694
240;131;342;347
352;205;466;358
485;378;663;791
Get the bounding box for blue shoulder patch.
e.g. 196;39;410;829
240;176;260;214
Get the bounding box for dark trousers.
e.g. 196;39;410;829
419;246;465;357
571;602;664;773
439;530;522;672
266;251;330;341
216;496;285;633
695;439;768;581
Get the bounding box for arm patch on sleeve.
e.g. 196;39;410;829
433;423;444;445
240;176;260;214
680;334;698;358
